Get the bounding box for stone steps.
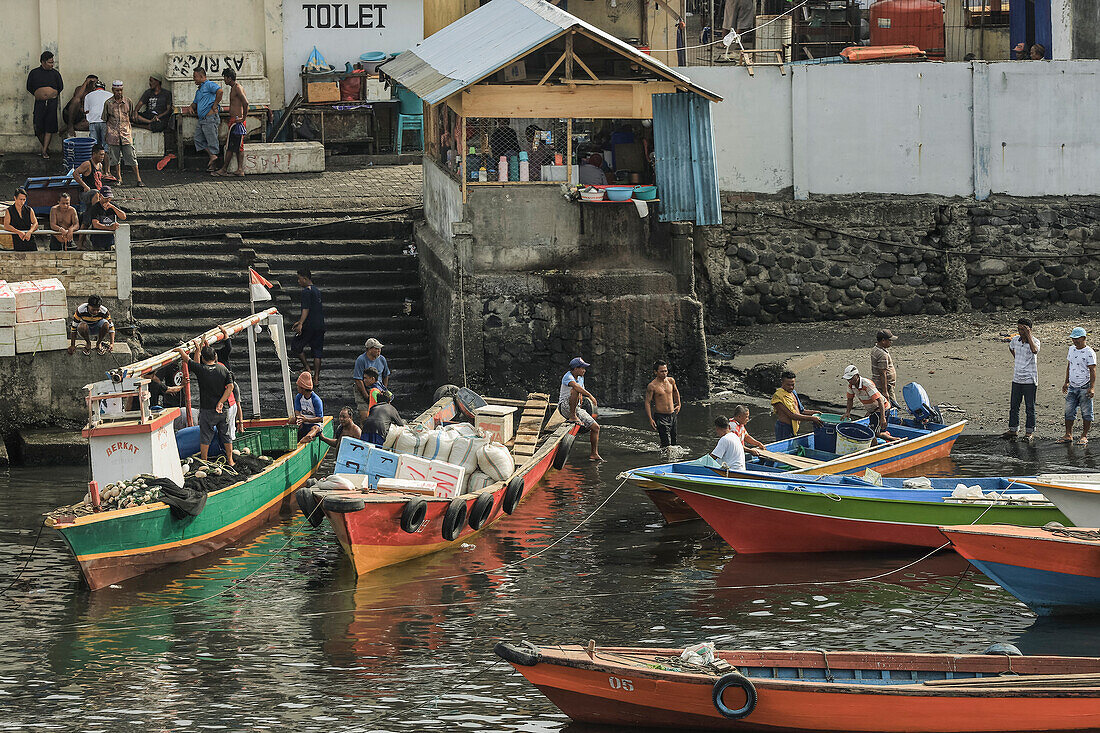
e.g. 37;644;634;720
131;269;422;290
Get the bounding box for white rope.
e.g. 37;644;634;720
646;0;809;53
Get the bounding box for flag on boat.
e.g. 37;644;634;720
249;268;273;303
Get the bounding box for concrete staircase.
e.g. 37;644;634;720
129;216;435;414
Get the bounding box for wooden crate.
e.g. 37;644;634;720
306;81;339;103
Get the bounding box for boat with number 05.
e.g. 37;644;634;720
496;642;1100;732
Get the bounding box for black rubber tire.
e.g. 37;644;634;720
712;672;757;720
400;497;428;533
322;493;366;513
501;475;525;515
468;491;495;529
552;432;575;470
494;641;541;667
295;487;324;528
434;384;461;403
441;496;468;541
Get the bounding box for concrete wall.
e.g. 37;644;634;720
422;160;463;243
0;350;129;433
2;0;283;153
680;60;1100;199
1074;1;1100;59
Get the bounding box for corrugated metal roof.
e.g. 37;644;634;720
381;0;721;105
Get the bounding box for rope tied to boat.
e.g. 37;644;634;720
811;649;835;683
1044;525;1100;541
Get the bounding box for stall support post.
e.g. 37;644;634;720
566;118;573;184
460;115;468;203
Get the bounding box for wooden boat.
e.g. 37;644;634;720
496;642;1100;732
628;419;966;525
639;470;1067;554
1021;474;1100;528
45;309;331;590
315;391;580;575
942;524;1100;616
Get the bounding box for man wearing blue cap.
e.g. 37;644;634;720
1061;327;1096;445
559;356;602;461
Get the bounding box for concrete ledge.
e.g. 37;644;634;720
12;428;88;465
226;142;326;175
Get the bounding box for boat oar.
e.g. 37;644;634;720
923;673;1100;687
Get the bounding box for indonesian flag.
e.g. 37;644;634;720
249;268;273;303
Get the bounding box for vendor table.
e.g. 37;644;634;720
289;101;399;153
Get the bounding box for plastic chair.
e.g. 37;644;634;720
394;86;423;153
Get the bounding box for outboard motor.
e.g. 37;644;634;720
902;382;943;426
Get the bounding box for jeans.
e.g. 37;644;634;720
654;412;677;447
1065;386;1095;423
774;421;795;441
1009;382;1037;432
88;121;107;147
194;116;220;155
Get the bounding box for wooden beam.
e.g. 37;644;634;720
459;82;677;119
565;33;574;81
539;51;568;86
572;52;600;81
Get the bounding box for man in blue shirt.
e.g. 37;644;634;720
188;67;223;171
353;338;390;422
292;268;325;387
294;371;325;443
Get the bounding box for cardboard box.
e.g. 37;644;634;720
428;460;467;498
377;478;437;496
306;81;339;103
497;60;526;82
0;281;14;327
396;454;432;483
0;326;14;357
474;405;517;443
12;279;67;323
15;318;67;353
363;77;390;101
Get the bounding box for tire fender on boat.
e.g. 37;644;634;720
433;384;461;403
493;641;541;667
468;491;495;529
322;493;367;513
712;672;757;720
501;475;524;515
552;432;575;470
441;496;468;541
295;487;324;528
400;497;428;533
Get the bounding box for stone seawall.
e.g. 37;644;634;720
696;194;1100;329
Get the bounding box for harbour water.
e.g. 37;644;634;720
2;404;1099;732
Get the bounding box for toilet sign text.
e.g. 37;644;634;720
302;3;387;28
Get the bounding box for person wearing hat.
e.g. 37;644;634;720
294;371;325;443
353;339;390;422
103;80;144;187
133;73;173;132
1003;317;1040;442
771;370;822;440
843;365;891;438
1061;327;1096;445
175;338;236;466
82;79;111;147
559;357;602;461
88;185;126;250
870;329;899;409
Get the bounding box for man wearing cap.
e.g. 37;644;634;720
133;74;173;132
103;80;144;187
88;185;126;250
560;357;602;461
353;339;390;421
82;80;111;147
870;329;899;409
1061;327;1096;446
843;365;890;438
1003;317;1040;442
294;371;325;443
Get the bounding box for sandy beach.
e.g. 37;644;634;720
709;305;1100;439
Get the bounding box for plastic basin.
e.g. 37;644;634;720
359;51;387;74
605;186;633;201
633;185;657;200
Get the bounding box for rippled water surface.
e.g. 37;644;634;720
3;405;1100;732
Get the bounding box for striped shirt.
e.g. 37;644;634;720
72;303;113;331
729;421;747;440
847;377;888;412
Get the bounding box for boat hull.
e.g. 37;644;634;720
326;422;578;575
943;525;1100;616
502;645;1100;733
662;480;1067;554
1030;483;1100;527
50;419;331;590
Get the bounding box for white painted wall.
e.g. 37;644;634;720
282;0;424;100
677;60;1100;198
423;159;463;242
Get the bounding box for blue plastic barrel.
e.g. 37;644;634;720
63;137;95;170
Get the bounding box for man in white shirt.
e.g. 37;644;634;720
1061;327;1096;445
710;416;746;472
83;81;111;148
559;356;602;461
1003;317;1040;442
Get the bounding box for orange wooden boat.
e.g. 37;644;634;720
497;642;1100;732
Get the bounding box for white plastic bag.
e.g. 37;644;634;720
314;475;357;492
903;477;933;489
680;642;717;665
477;442;515;482
951;483;984;500
448;433;489;474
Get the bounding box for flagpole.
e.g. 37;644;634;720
246;269;262;419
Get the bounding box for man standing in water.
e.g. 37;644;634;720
645;359;682;452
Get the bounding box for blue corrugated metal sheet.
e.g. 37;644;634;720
653;92;722;226
380;0;721;105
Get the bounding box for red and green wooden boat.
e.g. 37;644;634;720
640;471;1067;554
497;642;1100;731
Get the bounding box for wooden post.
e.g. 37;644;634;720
566;118;573;184
565;33;574;83
181;357;194;427
461;115;468;203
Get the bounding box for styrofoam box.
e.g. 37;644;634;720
428;460;467;499
474;405;517;444
396;454;432;483
331;473;371;490
0;281;14;327
15;318;68;353
377;478;437;496
12;278;67;323
0;326;14;357
335;436;373;475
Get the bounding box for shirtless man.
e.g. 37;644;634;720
645;359;682;450
213;68;249;177
26;51;64;159
49;192;79;250
63;74;98;135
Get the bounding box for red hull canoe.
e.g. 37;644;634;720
498;643;1100;732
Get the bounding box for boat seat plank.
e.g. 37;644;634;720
752;448;823;469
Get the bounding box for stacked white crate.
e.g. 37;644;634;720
0;281;14;357
11;278;68;353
